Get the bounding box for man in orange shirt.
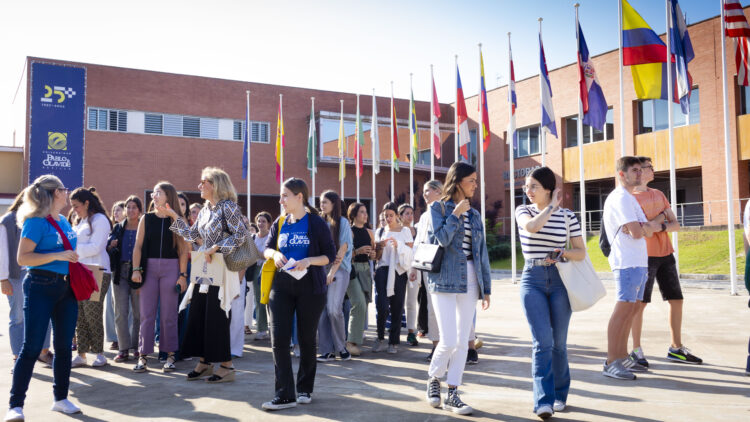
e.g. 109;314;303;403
629;156;702;367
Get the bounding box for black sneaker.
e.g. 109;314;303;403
262;397;297;411
407;332;419;346
667;346;703;364
426;347;435;362
443;388;472;415
426;377;441;408
629;348;649;368
339;350;351;361
466;349;478;365
317;353;335;362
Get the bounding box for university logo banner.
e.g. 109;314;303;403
29;62;86;188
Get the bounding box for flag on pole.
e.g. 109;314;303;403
391;98;400;172
431;74;441;159
508;42;518;148
275;101;284;183
724;0;750;86
577;20;608;131
668;0;694;114
307;103;316;174
371;94;380;174
479;50;491;152
539;32;557;137
409;88;419;165
242;103;250;179
456;66;471;160
338;108;346;181
356;98;365;177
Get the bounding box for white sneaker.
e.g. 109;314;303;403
553;400;566;412
255;331;269;340
387;344;397;354
91;354;107;367
51;399;82;414
71;355;86;368
4;407;23;421
535;405;553;419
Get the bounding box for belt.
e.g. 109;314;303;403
28;269;69;281
525;258;555;267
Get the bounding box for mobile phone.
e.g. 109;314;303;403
546;250;564;262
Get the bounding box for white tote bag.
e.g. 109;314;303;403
556;212;606;312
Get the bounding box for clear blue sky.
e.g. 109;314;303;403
0;0;738;146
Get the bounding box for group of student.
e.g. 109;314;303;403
0;156;706;421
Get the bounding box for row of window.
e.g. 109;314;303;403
88;108;270;143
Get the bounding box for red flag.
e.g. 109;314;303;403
431;75;441;159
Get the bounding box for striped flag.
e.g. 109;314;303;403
668;0;694;114
306;102;316;174
539;31;557;137
338;107;346;182
242;101;250;179
724;0;750;86
409;87;419;164
479;50;491;151
356;97;364;177
391;94;400;172
431;74;441;158
578;20;608;131
508;41;518;148
456;66;471;160
371;93;380;174
275;101;284;183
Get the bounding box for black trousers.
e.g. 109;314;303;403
374;266;407;345
417;280;429;334
181;285;231;363
268;271;326;400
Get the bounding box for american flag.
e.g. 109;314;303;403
724;0;750;86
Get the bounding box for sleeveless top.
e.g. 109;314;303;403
143;213;179;259
352;225;371;263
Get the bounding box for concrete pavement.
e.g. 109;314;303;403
0;278;748;421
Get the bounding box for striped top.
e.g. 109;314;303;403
462;212;473;260
515;205;582;260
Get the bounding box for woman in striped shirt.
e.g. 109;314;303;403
514;167;586;420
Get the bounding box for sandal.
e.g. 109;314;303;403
244;326;253;335
187;361;213;381
206;364;235;383
133;356;147;373
163;354;176;372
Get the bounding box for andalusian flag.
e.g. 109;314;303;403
275;101;284;183
306;101;316;174
338;109;346;181
479;50;491;151
371;93;380;174
409;87;419;164
391;97;400;172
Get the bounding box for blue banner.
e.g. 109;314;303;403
28;62;86;189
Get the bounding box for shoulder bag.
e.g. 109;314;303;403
556;211;606;312
220;203;262;272
259;215;286;305
410;202;446;273
45;215;99;301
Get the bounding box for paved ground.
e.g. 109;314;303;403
1;278;748;421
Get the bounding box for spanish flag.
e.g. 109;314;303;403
275;100;284;183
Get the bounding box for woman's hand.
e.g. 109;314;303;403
544;248;564;264
108;239;118;250
273;251;288;269
326;272;335;285
551;188;562;209
453;199;471;216
131;271;142;284
482;294;491;310
368;249;377;260
0;280;12;296
333;253;343;266
56;250;78;263
156;202;178;220
388;238;398;248
357;245;372;256
204;245;219;263
177;276;187;293
408;269;417;282
292;258;311;272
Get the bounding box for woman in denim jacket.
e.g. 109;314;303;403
424;162;491;416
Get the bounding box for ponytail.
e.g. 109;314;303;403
16;175;64;228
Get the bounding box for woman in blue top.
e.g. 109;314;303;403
261;178;336;411
317;190;353;362
6;175;82;421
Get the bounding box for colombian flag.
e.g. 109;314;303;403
479;51;491;152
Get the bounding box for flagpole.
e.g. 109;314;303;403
618;0;626;158
310;96;316;208
340;99;345;200
430;65;435;180
390;81;398;202
539;18;546;167
246;90;251;220
478;43;487;236
508;33;517;285
356;93;361;203
666;0;679;272
576;4;587;236
410;73;414;208
720;0;738;295
372;89;378;227
455;55;459;163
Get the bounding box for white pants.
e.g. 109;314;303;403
229;277;246;357
405;277;419;331
428;261;479;387
244;277;255;327
424;273;476;343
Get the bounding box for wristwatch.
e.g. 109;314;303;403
661;223;667;232
179;272;188;278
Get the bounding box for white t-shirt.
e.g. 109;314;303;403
74;213;112;272
743;201;750;231
603;186;648;270
376;226;413;268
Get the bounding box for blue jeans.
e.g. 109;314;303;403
6;276;51;356
520;264;572;411
10;271;78;408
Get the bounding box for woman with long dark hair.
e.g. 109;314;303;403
345;202;375;356
69;187;112;368
131;182;188;373
424;162;491;415
261;178;335;410
317;190;353;362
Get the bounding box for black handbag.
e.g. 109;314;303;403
410;202;446;273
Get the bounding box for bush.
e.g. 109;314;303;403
488;243;511;261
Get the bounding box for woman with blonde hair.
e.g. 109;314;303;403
165;167;249;383
7;175;82;420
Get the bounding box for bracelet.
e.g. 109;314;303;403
179;272;188;278
132;267;143;273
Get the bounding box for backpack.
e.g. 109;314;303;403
598;223;621;258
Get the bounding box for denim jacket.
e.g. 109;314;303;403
425;200;491;298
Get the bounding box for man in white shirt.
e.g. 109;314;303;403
601;156;658;380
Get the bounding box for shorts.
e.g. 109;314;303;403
643;254;683;303
613;267;648;303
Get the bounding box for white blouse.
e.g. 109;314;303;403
74;213;111;272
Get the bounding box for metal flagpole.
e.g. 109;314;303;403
310;97;316;208
246;90;251;220
666;0;679;272
340;99;345;200
539;18;546;167
430;65;435;180
372;89;378;227
410;73;414;208
478;43;486;236
356;93;361;203
576;4;587;236
390;81;398;202
455;55;459;163
618;0;626;158
508;33;517;284
719;0;738;294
